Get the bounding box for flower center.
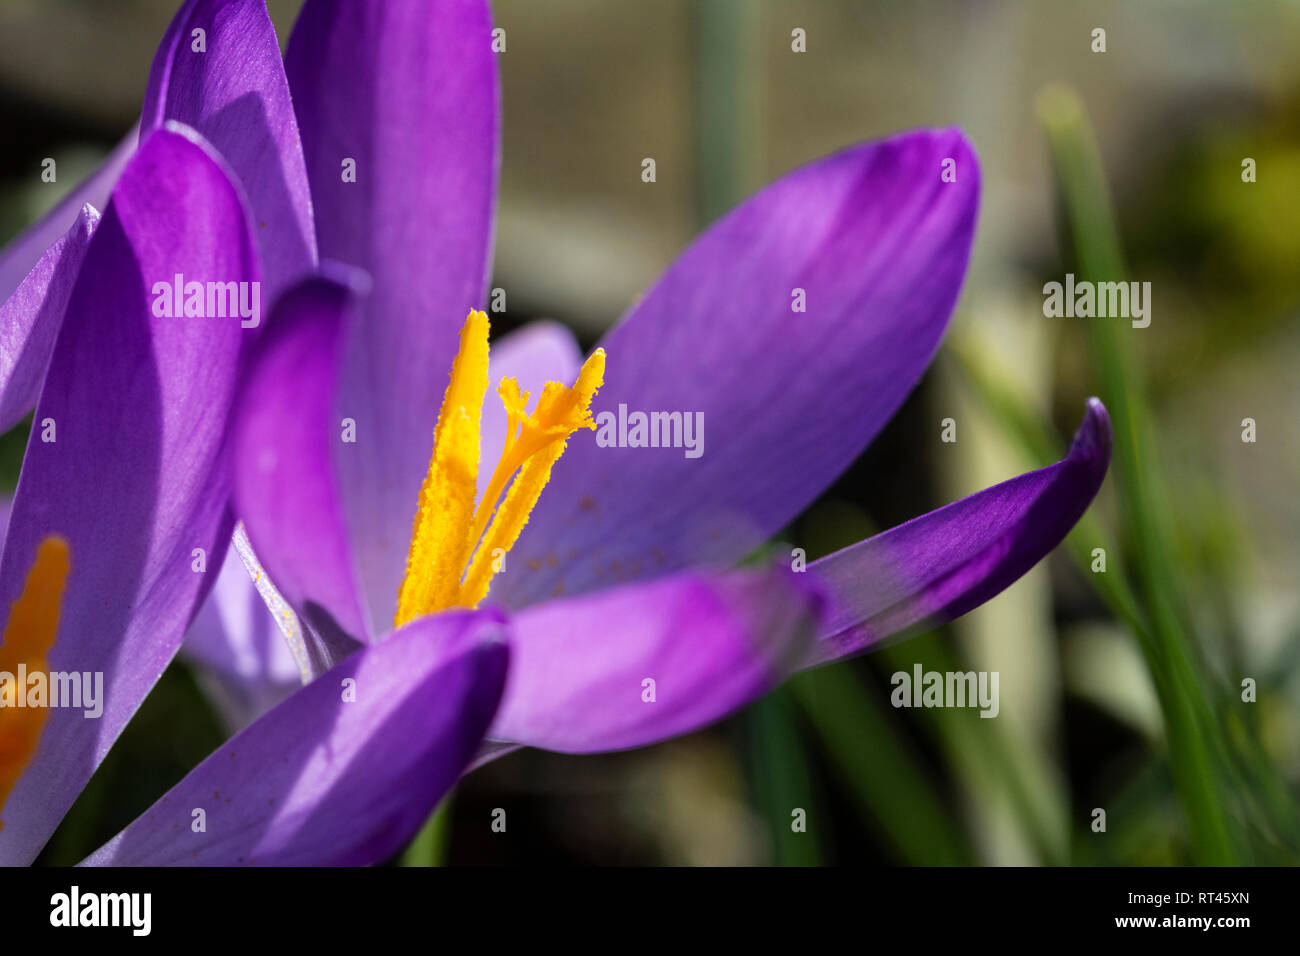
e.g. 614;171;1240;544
394;311;605;628
0;536;69;831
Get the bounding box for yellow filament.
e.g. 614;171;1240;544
0;536;70;831
460;352;605;607
394;312;605;628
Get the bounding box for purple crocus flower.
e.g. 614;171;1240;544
0;0;1111;866
0;0;510;867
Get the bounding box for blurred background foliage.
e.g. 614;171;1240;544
1;0;1297;865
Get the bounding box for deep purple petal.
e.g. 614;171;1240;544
497;129;980;607
0;126;260;865
489;565;827;753
183;535;302;731
286;0;499;631
232;270;373;658
83;610;509;866
805;399;1112;666
0;205;99;433
0;128;135;308
143;0;316;298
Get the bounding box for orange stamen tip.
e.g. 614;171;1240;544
0;535;71;828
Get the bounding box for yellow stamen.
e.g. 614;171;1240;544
394;312;605;627
395;312;491;627
0;536;70;831
459;353;604;608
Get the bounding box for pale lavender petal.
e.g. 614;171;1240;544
805;399;1112;666
497;129;980;607
83;610;508;866
489;565;827;753
0;125;260;865
0;127;135;307
143;0;316;298
286;0;499;632
0;205;98;433
183;534;302;731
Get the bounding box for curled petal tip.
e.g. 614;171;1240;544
1072;397;1113;463
315;258;373;299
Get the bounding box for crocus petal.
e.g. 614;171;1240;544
0;127;135;307
143;0;316;298
232;270;372;660
183;535;302;731
478;320;584;501
0;125;260;865
489;565;828;753
286;0;499;632
805;399;1112;667
0;205;99;433
497;129;980;608
83;610;509;866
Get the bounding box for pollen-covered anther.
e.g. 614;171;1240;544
394;311;605;627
